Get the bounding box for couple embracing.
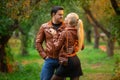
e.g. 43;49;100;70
36;6;84;80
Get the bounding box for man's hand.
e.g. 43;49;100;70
44;56;49;60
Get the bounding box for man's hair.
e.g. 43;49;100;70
51;6;64;16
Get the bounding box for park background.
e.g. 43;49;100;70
0;0;120;80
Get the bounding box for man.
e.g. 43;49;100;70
35;6;65;80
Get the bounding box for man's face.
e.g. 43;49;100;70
54;10;64;23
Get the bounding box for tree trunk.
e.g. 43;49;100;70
85;10;100;48
21;35;29;56
110;0;120;15
107;37;114;56
0;46;8;72
86;30;92;43
0;36;10;72
94;26;100;48
0;20;19;72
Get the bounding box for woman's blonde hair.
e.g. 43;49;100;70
66;12;84;51
66;13;79;27
77;19;84;51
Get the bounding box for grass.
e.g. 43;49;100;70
0;38;120;80
0;63;41;80
78;47;117;80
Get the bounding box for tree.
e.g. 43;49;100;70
78;0;117;56
0;0;43;72
0;0;19;72
110;0;120;45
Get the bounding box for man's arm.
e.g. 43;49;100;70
35;26;47;59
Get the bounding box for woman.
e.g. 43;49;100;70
51;13;84;80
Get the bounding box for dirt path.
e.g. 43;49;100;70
81;73;112;80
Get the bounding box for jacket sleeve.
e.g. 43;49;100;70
54;31;66;51
35;25;47;59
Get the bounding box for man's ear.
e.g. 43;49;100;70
52;13;55;16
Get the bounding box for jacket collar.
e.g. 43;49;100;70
47;21;66;31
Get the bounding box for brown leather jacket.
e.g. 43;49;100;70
54;27;83;57
35;21;65;59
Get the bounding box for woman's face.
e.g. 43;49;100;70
64;17;68;25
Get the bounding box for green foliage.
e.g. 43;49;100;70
5;45;14;63
0;1;14;35
0;0;33;36
0;17;14;36
110;15;120;44
0;63;40;80
14;48;39;62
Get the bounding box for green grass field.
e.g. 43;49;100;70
0;38;120;80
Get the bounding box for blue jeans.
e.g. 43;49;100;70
40;58;59;80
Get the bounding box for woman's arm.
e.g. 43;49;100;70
54;31;66;51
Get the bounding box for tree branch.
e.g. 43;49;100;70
110;0;120;15
83;7;111;37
